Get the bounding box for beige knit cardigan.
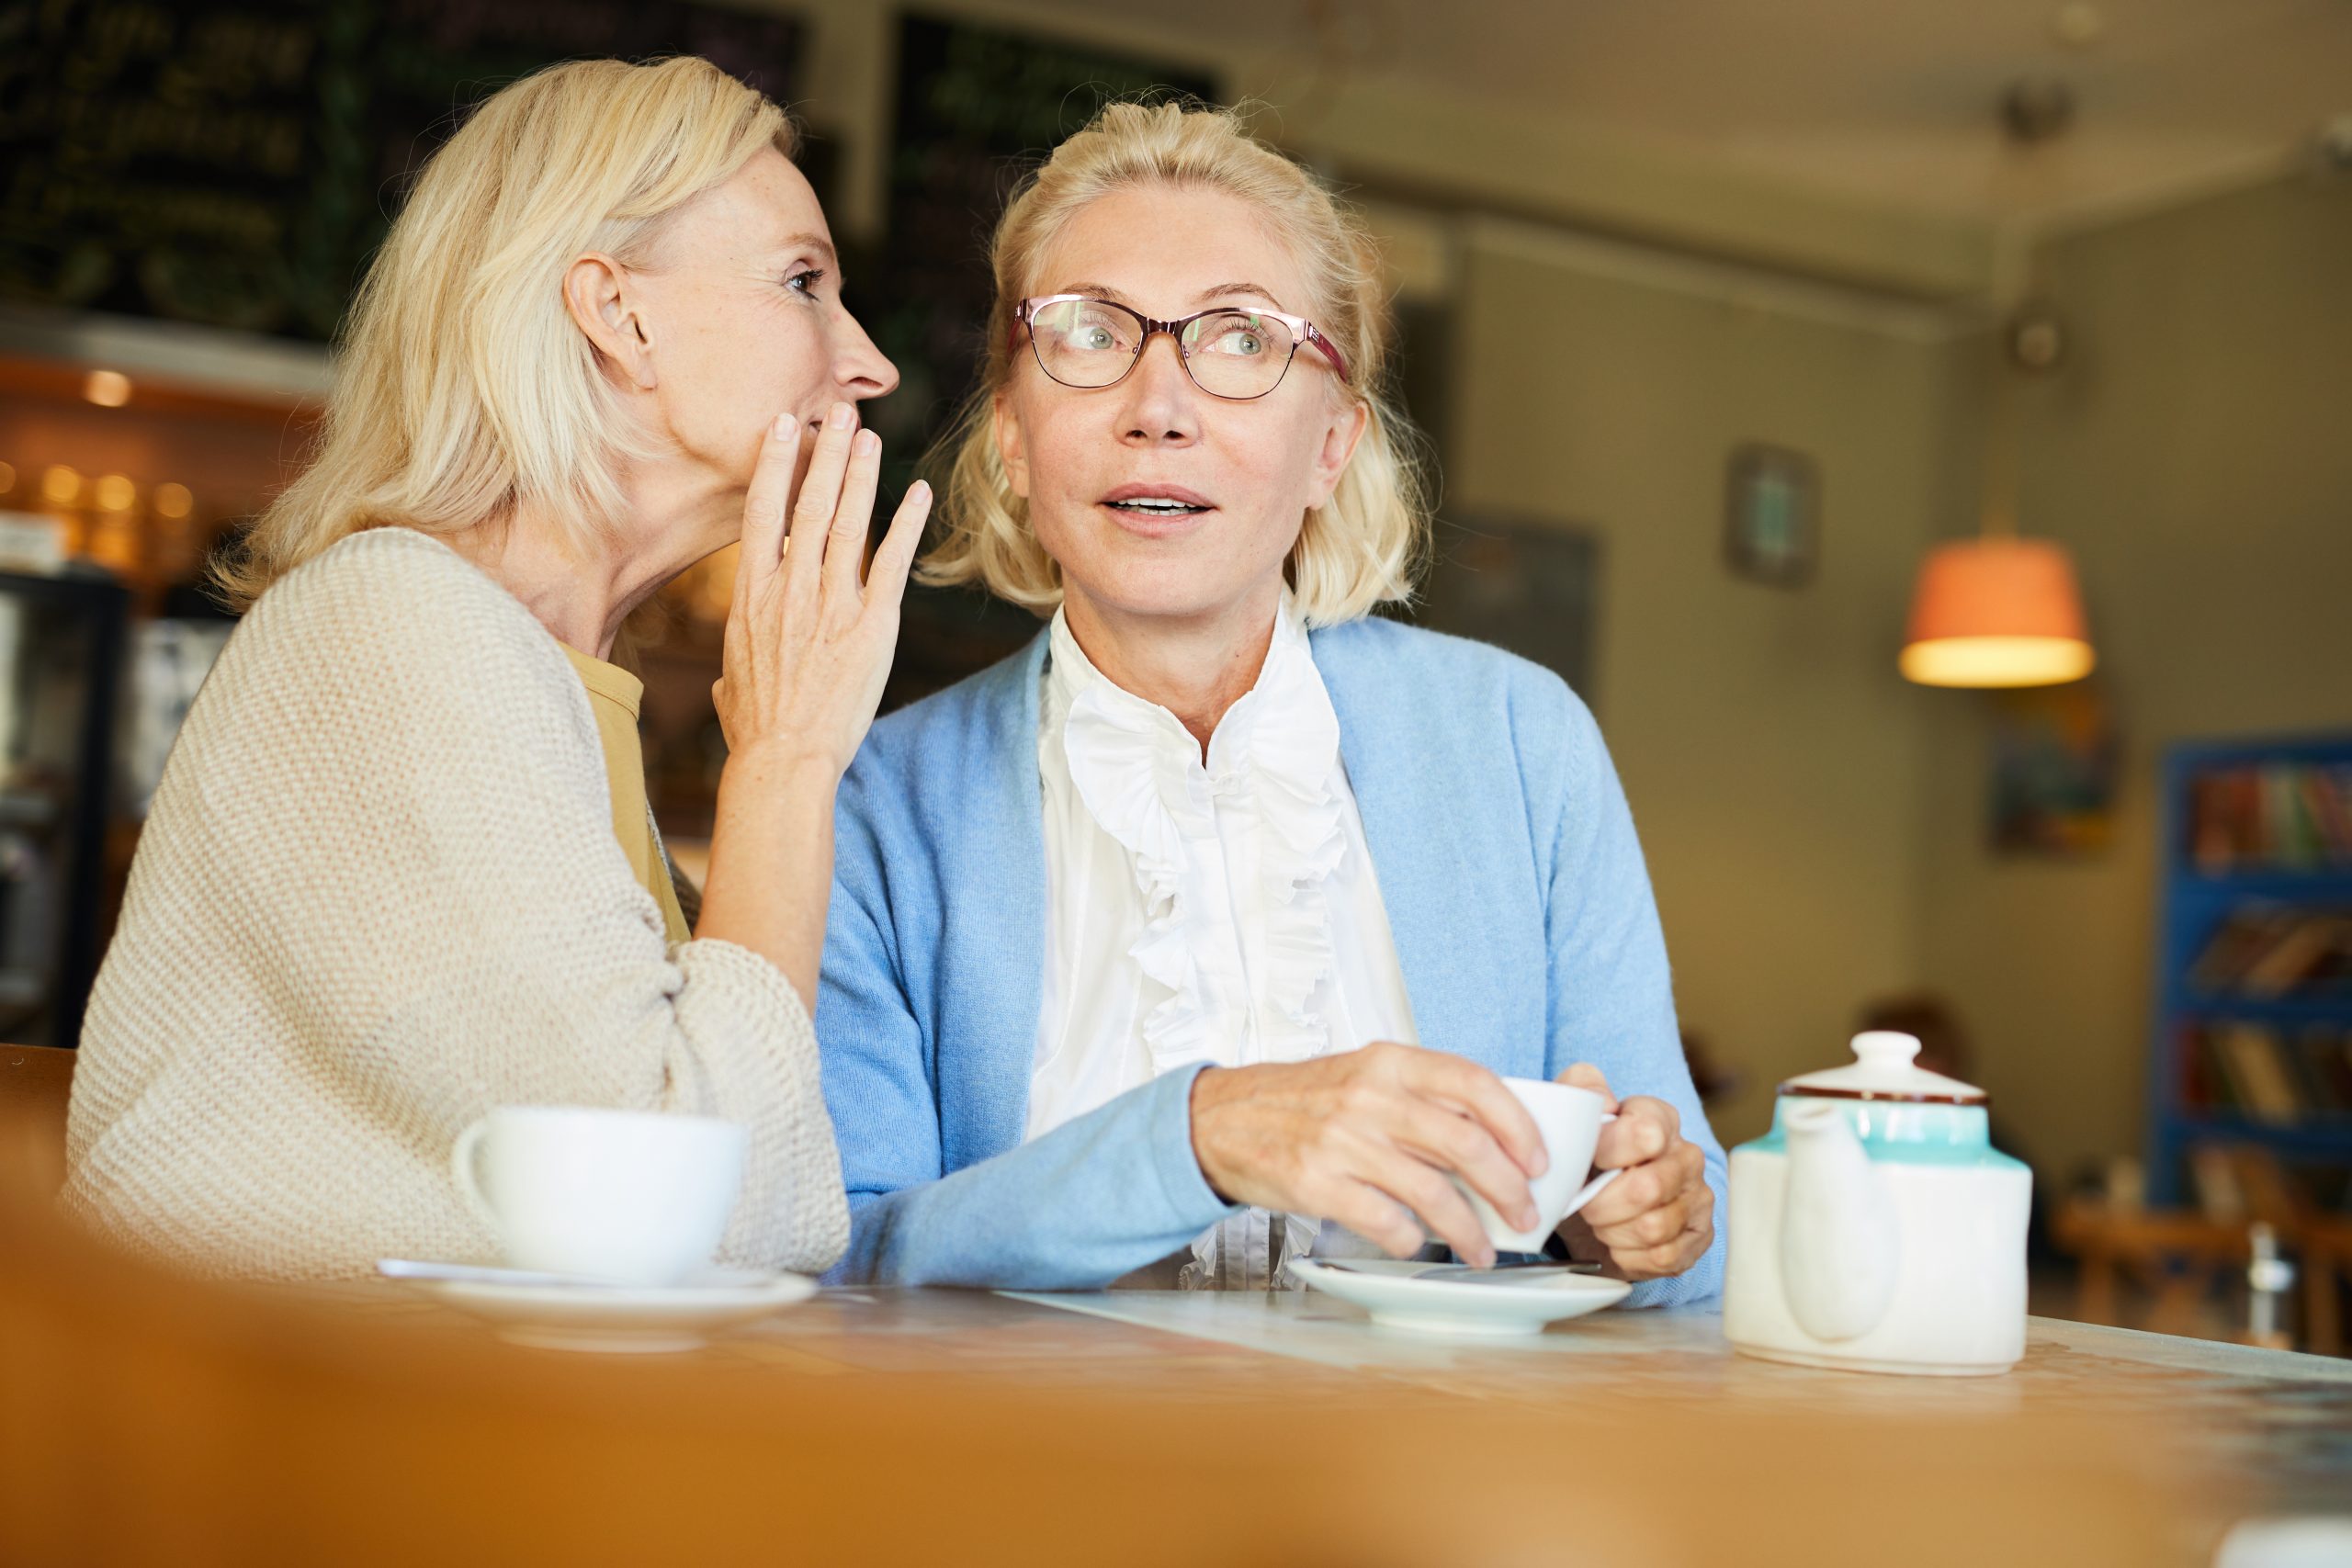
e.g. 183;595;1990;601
63;528;851;1280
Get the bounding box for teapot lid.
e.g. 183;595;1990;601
1779;1032;1984;1106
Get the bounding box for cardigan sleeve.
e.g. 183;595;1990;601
816;776;1237;1289
137;531;848;1275
1534;682;1728;1307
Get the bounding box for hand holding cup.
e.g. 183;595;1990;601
1188;1043;1550;1269
1549;1064;1717;1282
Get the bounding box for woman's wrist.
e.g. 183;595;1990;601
697;743;844;1011
718;736;849;789
1187;1066;1241;1202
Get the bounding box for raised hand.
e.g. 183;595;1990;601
713;401;932;781
698;401;932;1010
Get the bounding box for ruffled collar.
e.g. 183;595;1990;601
1046;598;1349;1067
1044;599;1351;1288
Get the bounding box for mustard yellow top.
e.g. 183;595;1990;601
560;644;691;945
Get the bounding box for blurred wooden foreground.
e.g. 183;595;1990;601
0;1111;2229;1567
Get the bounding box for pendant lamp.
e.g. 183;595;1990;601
1900;534;2094;688
1901;300;2094;689
1901;76;2098;692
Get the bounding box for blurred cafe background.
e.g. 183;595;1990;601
3;0;2349;1350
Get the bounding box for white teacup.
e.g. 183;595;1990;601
449;1106;747;1286
1453;1077;1621;1254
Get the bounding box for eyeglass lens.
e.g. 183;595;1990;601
1027;299;1301;399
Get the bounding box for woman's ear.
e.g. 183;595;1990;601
993;390;1031;500
1307;397;1371;510
563;254;655;390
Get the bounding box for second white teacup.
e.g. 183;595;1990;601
1452;1077;1620;1255
450;1106;747;1286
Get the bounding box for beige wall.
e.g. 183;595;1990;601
1917;180;2352;1187
1442;179;2352;1174
1444;221;1974;1145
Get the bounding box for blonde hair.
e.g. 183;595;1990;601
219;57;792;608
920;101;1430;627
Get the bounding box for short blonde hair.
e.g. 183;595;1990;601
919;102;1430;627
219;57;791;608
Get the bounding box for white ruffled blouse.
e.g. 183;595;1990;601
1030;597;1420;1291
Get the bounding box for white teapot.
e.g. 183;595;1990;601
1724;1032;2030;1376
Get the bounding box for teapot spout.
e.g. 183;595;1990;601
1778;1100;1900;1343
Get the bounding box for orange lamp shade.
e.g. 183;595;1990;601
1900;536;2094;688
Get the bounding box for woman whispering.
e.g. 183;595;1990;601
65;58;925;1280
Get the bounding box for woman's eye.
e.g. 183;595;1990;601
1213;330;1264;355
1074;325;1115;351
784;267;826;299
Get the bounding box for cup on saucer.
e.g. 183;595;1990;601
449;1106;746;1287
1452;1077;1620;1254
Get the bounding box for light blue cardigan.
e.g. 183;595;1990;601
815;615;1727;1306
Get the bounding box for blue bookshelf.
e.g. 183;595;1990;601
2146;733;2352;1206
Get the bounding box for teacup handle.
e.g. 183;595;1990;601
448;1118;501;1239
1555;1111;1623;1223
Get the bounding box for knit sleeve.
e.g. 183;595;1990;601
177;531;847;1275
815;774;1237;1287
1531;676;1727;1307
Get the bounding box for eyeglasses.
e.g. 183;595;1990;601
1012;295;1349;400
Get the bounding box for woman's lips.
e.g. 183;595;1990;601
1099;482;1216;538
1100;483;1214;508
1098;499;1216;539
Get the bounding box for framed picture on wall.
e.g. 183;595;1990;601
1987;678;2120;856
1724;444;1820;588
1409;514;1601;703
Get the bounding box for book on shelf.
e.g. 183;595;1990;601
2306;1026;2352;1109
2186;905;2352;997
2182;1020;2352;1120
2156;739;2352;1213
2222;1024;2302;1122
2188;761;2352;873
2305;769;2352;858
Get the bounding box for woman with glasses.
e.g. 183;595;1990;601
818;102;1725;1297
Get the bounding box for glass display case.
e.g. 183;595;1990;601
0;569;126;1047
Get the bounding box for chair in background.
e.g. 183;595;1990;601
2056;1200;2257;1338
2303;1214;2352;1358
2054;1143;2324;1350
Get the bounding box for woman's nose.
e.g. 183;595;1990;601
835;308;899;400
1115;333;1199;442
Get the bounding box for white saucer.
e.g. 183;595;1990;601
388;1263;818;1353
1287;1258;1632;1337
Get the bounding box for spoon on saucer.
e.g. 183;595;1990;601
1316;1257;1607;1283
